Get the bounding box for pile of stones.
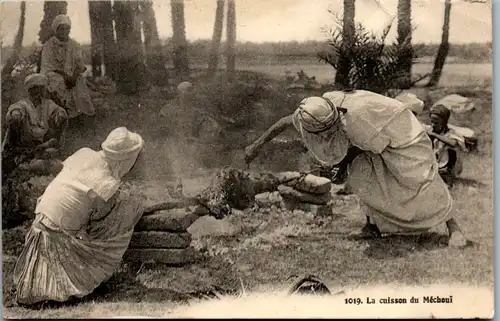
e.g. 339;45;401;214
124;205;208;265
123;171;333;265
254;172;333;216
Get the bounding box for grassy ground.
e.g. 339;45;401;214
2;61;494;318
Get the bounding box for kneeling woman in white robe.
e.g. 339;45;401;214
14;127;144;306
244;90;468;247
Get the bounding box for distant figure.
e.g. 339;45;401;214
40;14;95;118
425;105;467;187
177;81;193;94
245;90;469;247
2;73;68;180
285;68;294;84
177;81;193;110
14;127;144;306
297;70;307;82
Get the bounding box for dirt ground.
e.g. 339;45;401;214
2;68;494;318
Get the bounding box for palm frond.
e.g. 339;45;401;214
320;20;411;94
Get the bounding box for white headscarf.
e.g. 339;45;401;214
292;96;350;167
101;127;144;179
24;73;48;90
177;81;193;94
51;14;72;33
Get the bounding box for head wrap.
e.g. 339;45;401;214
292;96;350;167
102;127;144;161
177;81;193;94
295;97;340;133
430;104;451;123
24;73;48;90
51;14;72;33
101;127;144;179
395;92;424;115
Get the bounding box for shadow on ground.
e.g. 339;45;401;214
346;232;478;260
4;255;242;310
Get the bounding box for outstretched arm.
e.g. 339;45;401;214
427;131;459;148
244;115;295;163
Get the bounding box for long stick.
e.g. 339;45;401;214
143;197;200;215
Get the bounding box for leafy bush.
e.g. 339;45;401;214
317;19;414;95
12;45;42;76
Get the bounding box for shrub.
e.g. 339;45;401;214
317;19;415;95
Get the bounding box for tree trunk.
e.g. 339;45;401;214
427;0;452;87
226;0;236;82
88;1;103;78
208;0;225;78
171;0;189;83
141;0;168;86
334;0;355;89
99;0;117;80
113;0;149;95
2;1;26;79
1;1;26;107
38;1;68;44
397;0;413;89
37;1;67;73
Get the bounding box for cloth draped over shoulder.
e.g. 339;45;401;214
322;90;453;234
13;146;144;305
40;36;94;118
41;37;85;79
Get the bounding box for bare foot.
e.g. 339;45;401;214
349;223;381;239
448;231;469;248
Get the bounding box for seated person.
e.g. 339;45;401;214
425;105;467;187
2;73;68;180
40;14;95;119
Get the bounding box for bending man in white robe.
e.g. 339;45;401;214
244;90;469;247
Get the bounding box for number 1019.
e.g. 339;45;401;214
345;297;362;305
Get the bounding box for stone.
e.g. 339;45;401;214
135;210;201;232
282;173;332;195
188;216;241;238
282;198;333;216
123;247;203;265
305;212;315;221
130;231;192;249
292;209;306;216
255;191;282;208
278;185;330;205
255;192;271;207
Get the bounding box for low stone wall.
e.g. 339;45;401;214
125;206;206;265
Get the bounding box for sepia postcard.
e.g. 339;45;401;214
0;0;494;318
